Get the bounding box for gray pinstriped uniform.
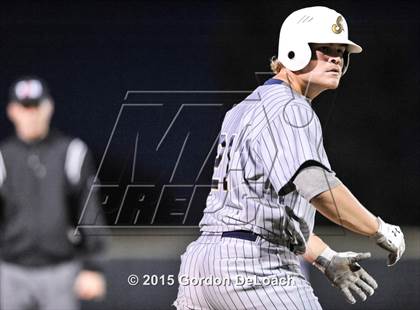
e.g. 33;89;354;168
174;79;330;309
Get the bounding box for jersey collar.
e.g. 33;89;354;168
263;78;283;85
263;78;312;104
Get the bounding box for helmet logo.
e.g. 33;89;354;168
332;16;344;34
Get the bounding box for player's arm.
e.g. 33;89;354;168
303;233;377;304
293;166;405;266
65;140;107;300
302;231;328;262
75;148;107;300
311;184;378;236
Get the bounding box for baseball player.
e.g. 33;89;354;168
174;6;405;310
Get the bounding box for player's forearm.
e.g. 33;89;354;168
311;184;379;236
303;233;329;263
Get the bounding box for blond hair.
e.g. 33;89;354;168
270;56;284;74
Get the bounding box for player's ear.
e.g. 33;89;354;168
6;102;20;123
43;99;54;121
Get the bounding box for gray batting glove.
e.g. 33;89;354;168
371;217;405;266
313;247;378;304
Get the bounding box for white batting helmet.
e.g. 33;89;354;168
278;6;362;75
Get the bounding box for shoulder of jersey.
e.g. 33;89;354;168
239;84;316;139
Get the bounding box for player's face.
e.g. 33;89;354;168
7;100;54;142
299;43;346;91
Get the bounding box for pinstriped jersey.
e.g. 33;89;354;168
199;79;331;253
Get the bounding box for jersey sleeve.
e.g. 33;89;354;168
65;139;107;271
257;102;332;195
0;149;5;225
0;149;6;189
293;166;342;201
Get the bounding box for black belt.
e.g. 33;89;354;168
221;230;259;241
221;230;295;251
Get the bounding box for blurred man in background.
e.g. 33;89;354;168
0;77;106;310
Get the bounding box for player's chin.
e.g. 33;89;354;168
328;82;340;89
323;78;341;89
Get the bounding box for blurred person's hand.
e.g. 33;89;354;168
74;270;106;301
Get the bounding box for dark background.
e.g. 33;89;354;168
0;0;419;225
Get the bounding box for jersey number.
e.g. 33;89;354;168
212;133;236;191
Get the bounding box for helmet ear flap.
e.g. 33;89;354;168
278;40;312;72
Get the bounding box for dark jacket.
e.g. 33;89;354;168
0;130;106;270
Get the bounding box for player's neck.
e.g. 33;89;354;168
15;127;50;144
274;71;323;101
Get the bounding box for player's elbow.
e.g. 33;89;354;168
310;189;335;205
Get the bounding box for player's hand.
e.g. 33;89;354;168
371;217;405;266
74;270;106;301
314;248;378;304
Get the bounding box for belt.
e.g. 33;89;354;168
221;230;295;252
221;230;259;241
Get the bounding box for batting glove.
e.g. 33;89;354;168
371;217;405;266
313;247;378;304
